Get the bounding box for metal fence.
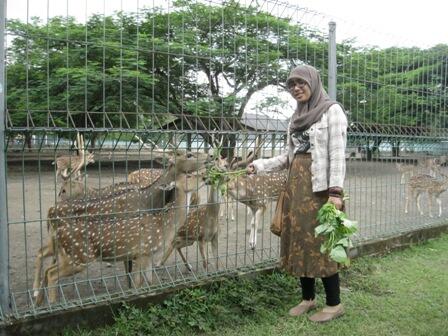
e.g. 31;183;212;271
1;0;447;322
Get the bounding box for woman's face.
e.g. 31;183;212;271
288;78;311;103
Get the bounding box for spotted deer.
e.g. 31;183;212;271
219;139;262;222
53;133;95;179
58;174;138;201
158;155;228;271
396;156;446;184
226;170;288;249
128;168;164;188
33;154;211;300
35;171;196;305
404;173;448;217
58;168;167;201
221;138;287;249
127;168;200;208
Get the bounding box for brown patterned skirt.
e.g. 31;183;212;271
279;153;338;278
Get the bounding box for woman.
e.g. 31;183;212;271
248;64;347;323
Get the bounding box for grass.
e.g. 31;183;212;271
65;234;448;336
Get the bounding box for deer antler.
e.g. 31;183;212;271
230;136;262;170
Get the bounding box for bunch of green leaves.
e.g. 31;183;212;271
315;202;358;266
206;165;229;195
205;143;247;195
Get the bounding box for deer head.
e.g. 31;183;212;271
229;136;262;170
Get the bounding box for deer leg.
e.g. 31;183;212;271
248;208;257;250
404;188;411;214
219;196;225;218
249;207;265;250
436;197;442;217
198;241;208;270
404;192;409;213
33;242;53;297
124;259;133;288
38;256;84;305
428;194;434;218
158;244;175;267
211;234;219;270
416;192;424;215
176;247;193;272
133;256;151;287
219;195;227;218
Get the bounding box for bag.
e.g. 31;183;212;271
270;190;287;237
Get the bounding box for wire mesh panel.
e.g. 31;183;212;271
1;0;447;321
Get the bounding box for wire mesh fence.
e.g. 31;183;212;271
1;0;447;321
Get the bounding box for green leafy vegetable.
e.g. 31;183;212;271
315;202;358;266
204;144;247;195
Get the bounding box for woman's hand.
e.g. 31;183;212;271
328;196;344;211
247;163;256;175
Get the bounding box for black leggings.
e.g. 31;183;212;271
300;273;340;306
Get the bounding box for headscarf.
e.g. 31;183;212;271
287;65;343;133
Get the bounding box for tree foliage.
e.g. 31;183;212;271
6;0;448;136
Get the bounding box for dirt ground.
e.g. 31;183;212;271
5;160;448;314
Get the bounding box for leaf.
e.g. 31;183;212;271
320;244;328;254
336;237;349;247
314;224;329;236
329;245;348;264
342;218;358;231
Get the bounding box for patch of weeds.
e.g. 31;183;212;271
64;272;299;336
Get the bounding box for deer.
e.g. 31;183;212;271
218;137;288;249
219;138;262;222
404;173;448;217
127;168;164;188
57;168;165;201
158;153;228;272
53;133;95;180
58;174;138;201
35;168;198;305
396;156;445;184
33;152;211;299
226;170;288;249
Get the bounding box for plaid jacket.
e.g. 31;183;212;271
252;104;347;192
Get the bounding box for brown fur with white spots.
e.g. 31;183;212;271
34;155;211;302
35;179;190;305
159;182;221;271
127;168;164;188
58;176;140;201
396;156;446;184
226;170;288;249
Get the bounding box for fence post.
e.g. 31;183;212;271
0;0;10;317
328;21;337;100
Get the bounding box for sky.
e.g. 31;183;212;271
291;0;448;48
7;0;448;48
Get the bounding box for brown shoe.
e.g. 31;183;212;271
308;304;344;323
288;300;317;317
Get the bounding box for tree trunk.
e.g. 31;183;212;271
25;133;32;152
